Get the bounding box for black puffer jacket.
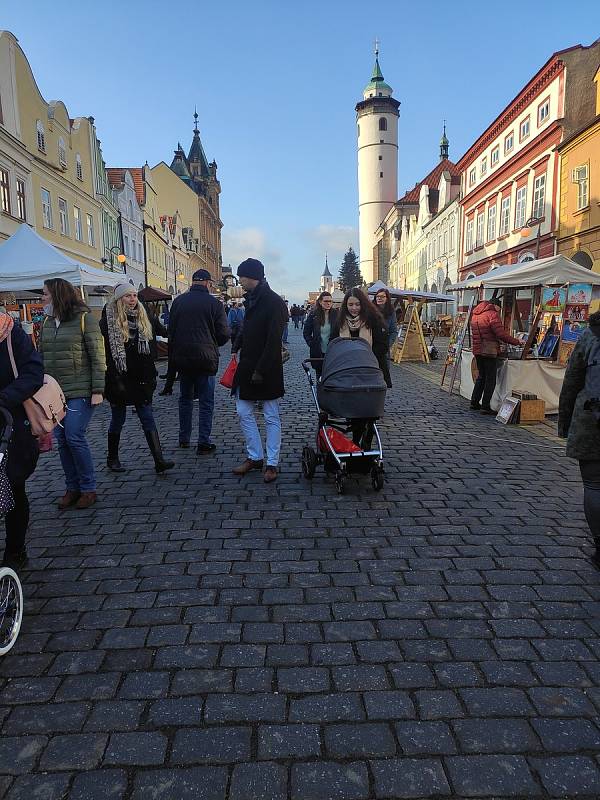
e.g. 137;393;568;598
0;324;44;485
303;308;339;360
168;285;230;375
233;281;288;401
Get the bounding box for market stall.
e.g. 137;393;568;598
449;255;600;414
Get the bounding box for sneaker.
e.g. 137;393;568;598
232;459;264;475
58;490;80;510
264;466;278;483
75;491;97;509
2;549;28;571
197;443;217;455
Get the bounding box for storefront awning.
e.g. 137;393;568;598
449;254;600;291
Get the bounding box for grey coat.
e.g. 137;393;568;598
558;320;600;461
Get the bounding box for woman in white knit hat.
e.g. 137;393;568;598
100;283;174;474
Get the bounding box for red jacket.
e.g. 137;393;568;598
470;301;521;356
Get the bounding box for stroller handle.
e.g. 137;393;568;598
302;358;324;374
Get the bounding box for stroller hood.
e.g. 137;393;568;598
318;337;387;419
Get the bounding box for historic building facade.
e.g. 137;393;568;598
557;64;600;282
88;120;121;273
107;168;146;289
458;40;600;279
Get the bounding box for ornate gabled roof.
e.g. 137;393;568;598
397;158;460;205
188;110;210;178
110;167;144;206
170;145;192;181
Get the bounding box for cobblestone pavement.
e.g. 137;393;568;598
1;327;599;799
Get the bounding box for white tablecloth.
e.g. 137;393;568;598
459;350;565;413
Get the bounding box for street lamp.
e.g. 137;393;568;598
520;216;543;259
436;255;450;316
102;246;127;273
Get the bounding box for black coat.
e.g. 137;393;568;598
331;317;392;388
0;324;43;485
233;281;288;401
100;309;161;406
168;285;230;375
303;308;339;359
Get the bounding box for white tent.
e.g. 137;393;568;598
0;224;123;292
450;254;600;290
368;279;455;303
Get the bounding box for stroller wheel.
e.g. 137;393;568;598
371;466;385;492
0;567;23;656
301;446;317;479
335;472;346;495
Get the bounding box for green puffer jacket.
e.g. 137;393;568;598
39;311;106;400
558;315;600;461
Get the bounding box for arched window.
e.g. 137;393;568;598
76;154;83;180
36;120;46;152
378;118;387;132
572;250;593;270
58;137;67;166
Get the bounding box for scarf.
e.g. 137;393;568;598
339;315;373;346
0;313;14;343
105;303;149;374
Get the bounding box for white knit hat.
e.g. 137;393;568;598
114;282;136;301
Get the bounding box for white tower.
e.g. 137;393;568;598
356;47;400;284
320;254;333;293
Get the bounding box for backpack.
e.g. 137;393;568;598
584;334;600;424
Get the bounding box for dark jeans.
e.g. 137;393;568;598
179;374;215;446
580;460;600;544
5;483;28;554
109;404;157;434
471;356;498;409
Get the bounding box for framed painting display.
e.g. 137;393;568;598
496;396;520;425
562;320;588;343
567;284;593;306
541;288;567;313
564;304;589;323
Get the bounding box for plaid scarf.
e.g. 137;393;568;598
105;302;149;374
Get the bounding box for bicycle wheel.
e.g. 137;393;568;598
0;567;23;656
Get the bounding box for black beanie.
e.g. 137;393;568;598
237;258;265;280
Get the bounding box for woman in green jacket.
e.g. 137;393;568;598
40;278;106;509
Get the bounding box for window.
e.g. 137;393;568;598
504;131;514;154
58;197;69;236
491;146;500;166
378;118;387;131
41;188;53;228
86;214;94;246
487;205;497;241
469;167;476;186
572;165;589;210
450;225;455;251
74;206;82;241
58;137;67;167
466;219;474;252
76;154;83;181
480;157;487;177
538;98;550;126
500;196;511;236
379;172;383;178
515;185;527;229
378;155;382;161
443;231;448;253
0;168;10;214
476;213;484;247
532;174;546;219
519;116;530;141
124;235;129;257
16;178;26;220
36;120;46;152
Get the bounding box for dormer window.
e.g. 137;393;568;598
378;118;387;132
58;137;67;167
36;120;46;152
76;154;83;181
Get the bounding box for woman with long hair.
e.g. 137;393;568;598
100;283;174;474
40;278;106;509
332;288;391;387
373;287;398;356
303;291;338;375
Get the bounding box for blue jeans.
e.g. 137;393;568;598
282;323;289;344
179;374;215;445
109;403;156;434
54;397;96;492
235;395;281;466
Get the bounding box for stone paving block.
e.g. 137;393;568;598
528;686;597;717
104;731;167;766
55;673;120;701
4;773;71;800
278;667;330;693
204;693;286;723
171;726;251;763
460;687;535;717
0;735;46;775
445;754;541;797
84;700;145;732
39;733;108;770
311;643;355;665
70;768;128;800
3;701;89;734
289;693;365;723
371;757;451;798
452;718;541;753
324;723;396;758
291;761;369;800
131;766;228;799
532;718;600;752
394;721;457;754
530;755;600;797
258;724;321;759
363;690;415;720
229;762;287;800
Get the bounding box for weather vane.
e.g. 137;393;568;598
374;38;380;57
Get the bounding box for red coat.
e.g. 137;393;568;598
470;302;521;356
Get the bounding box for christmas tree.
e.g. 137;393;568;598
338;247;363;291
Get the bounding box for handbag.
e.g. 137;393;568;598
7;333;67;436
219;353;238;389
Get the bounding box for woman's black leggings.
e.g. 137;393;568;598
580;460;600;544
5;482;29;554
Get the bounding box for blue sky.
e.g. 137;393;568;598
4;1;600;301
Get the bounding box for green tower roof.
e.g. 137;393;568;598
364;55;392;95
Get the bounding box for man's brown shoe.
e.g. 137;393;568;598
232;459;264;475
75;491;97;509
264;466;278;483
58;491;80;510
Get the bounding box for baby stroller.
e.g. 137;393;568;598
301;337;386;494
0;407;23;656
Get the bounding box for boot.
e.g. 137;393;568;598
144;430;175;474
107;432;126;473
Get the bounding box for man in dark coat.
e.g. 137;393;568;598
168;269;229;454
232;259;288;482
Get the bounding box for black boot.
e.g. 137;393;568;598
144;430;175;474
107;432;126;473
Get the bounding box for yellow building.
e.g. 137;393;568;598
0;30;105;270
557;65;600;293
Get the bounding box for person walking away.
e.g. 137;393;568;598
0;314;44;569
40;279;105;509
100;284;174;474
232;259;288;483
281;303;290;346
168;269;229;454
558;310;600;569
227;300;245;351
469;297;520;414
303;292;338;376
373;288;398;363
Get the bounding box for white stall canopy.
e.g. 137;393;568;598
0;224;123;292
368;280;455;303
450;255;600;291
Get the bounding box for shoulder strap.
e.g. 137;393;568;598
81;311;86;336
6;333;18;379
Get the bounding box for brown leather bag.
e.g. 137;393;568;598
7;333;67;436
480;339;499;357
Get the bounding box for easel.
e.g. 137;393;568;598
441;296;475;394
391;303;430;363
